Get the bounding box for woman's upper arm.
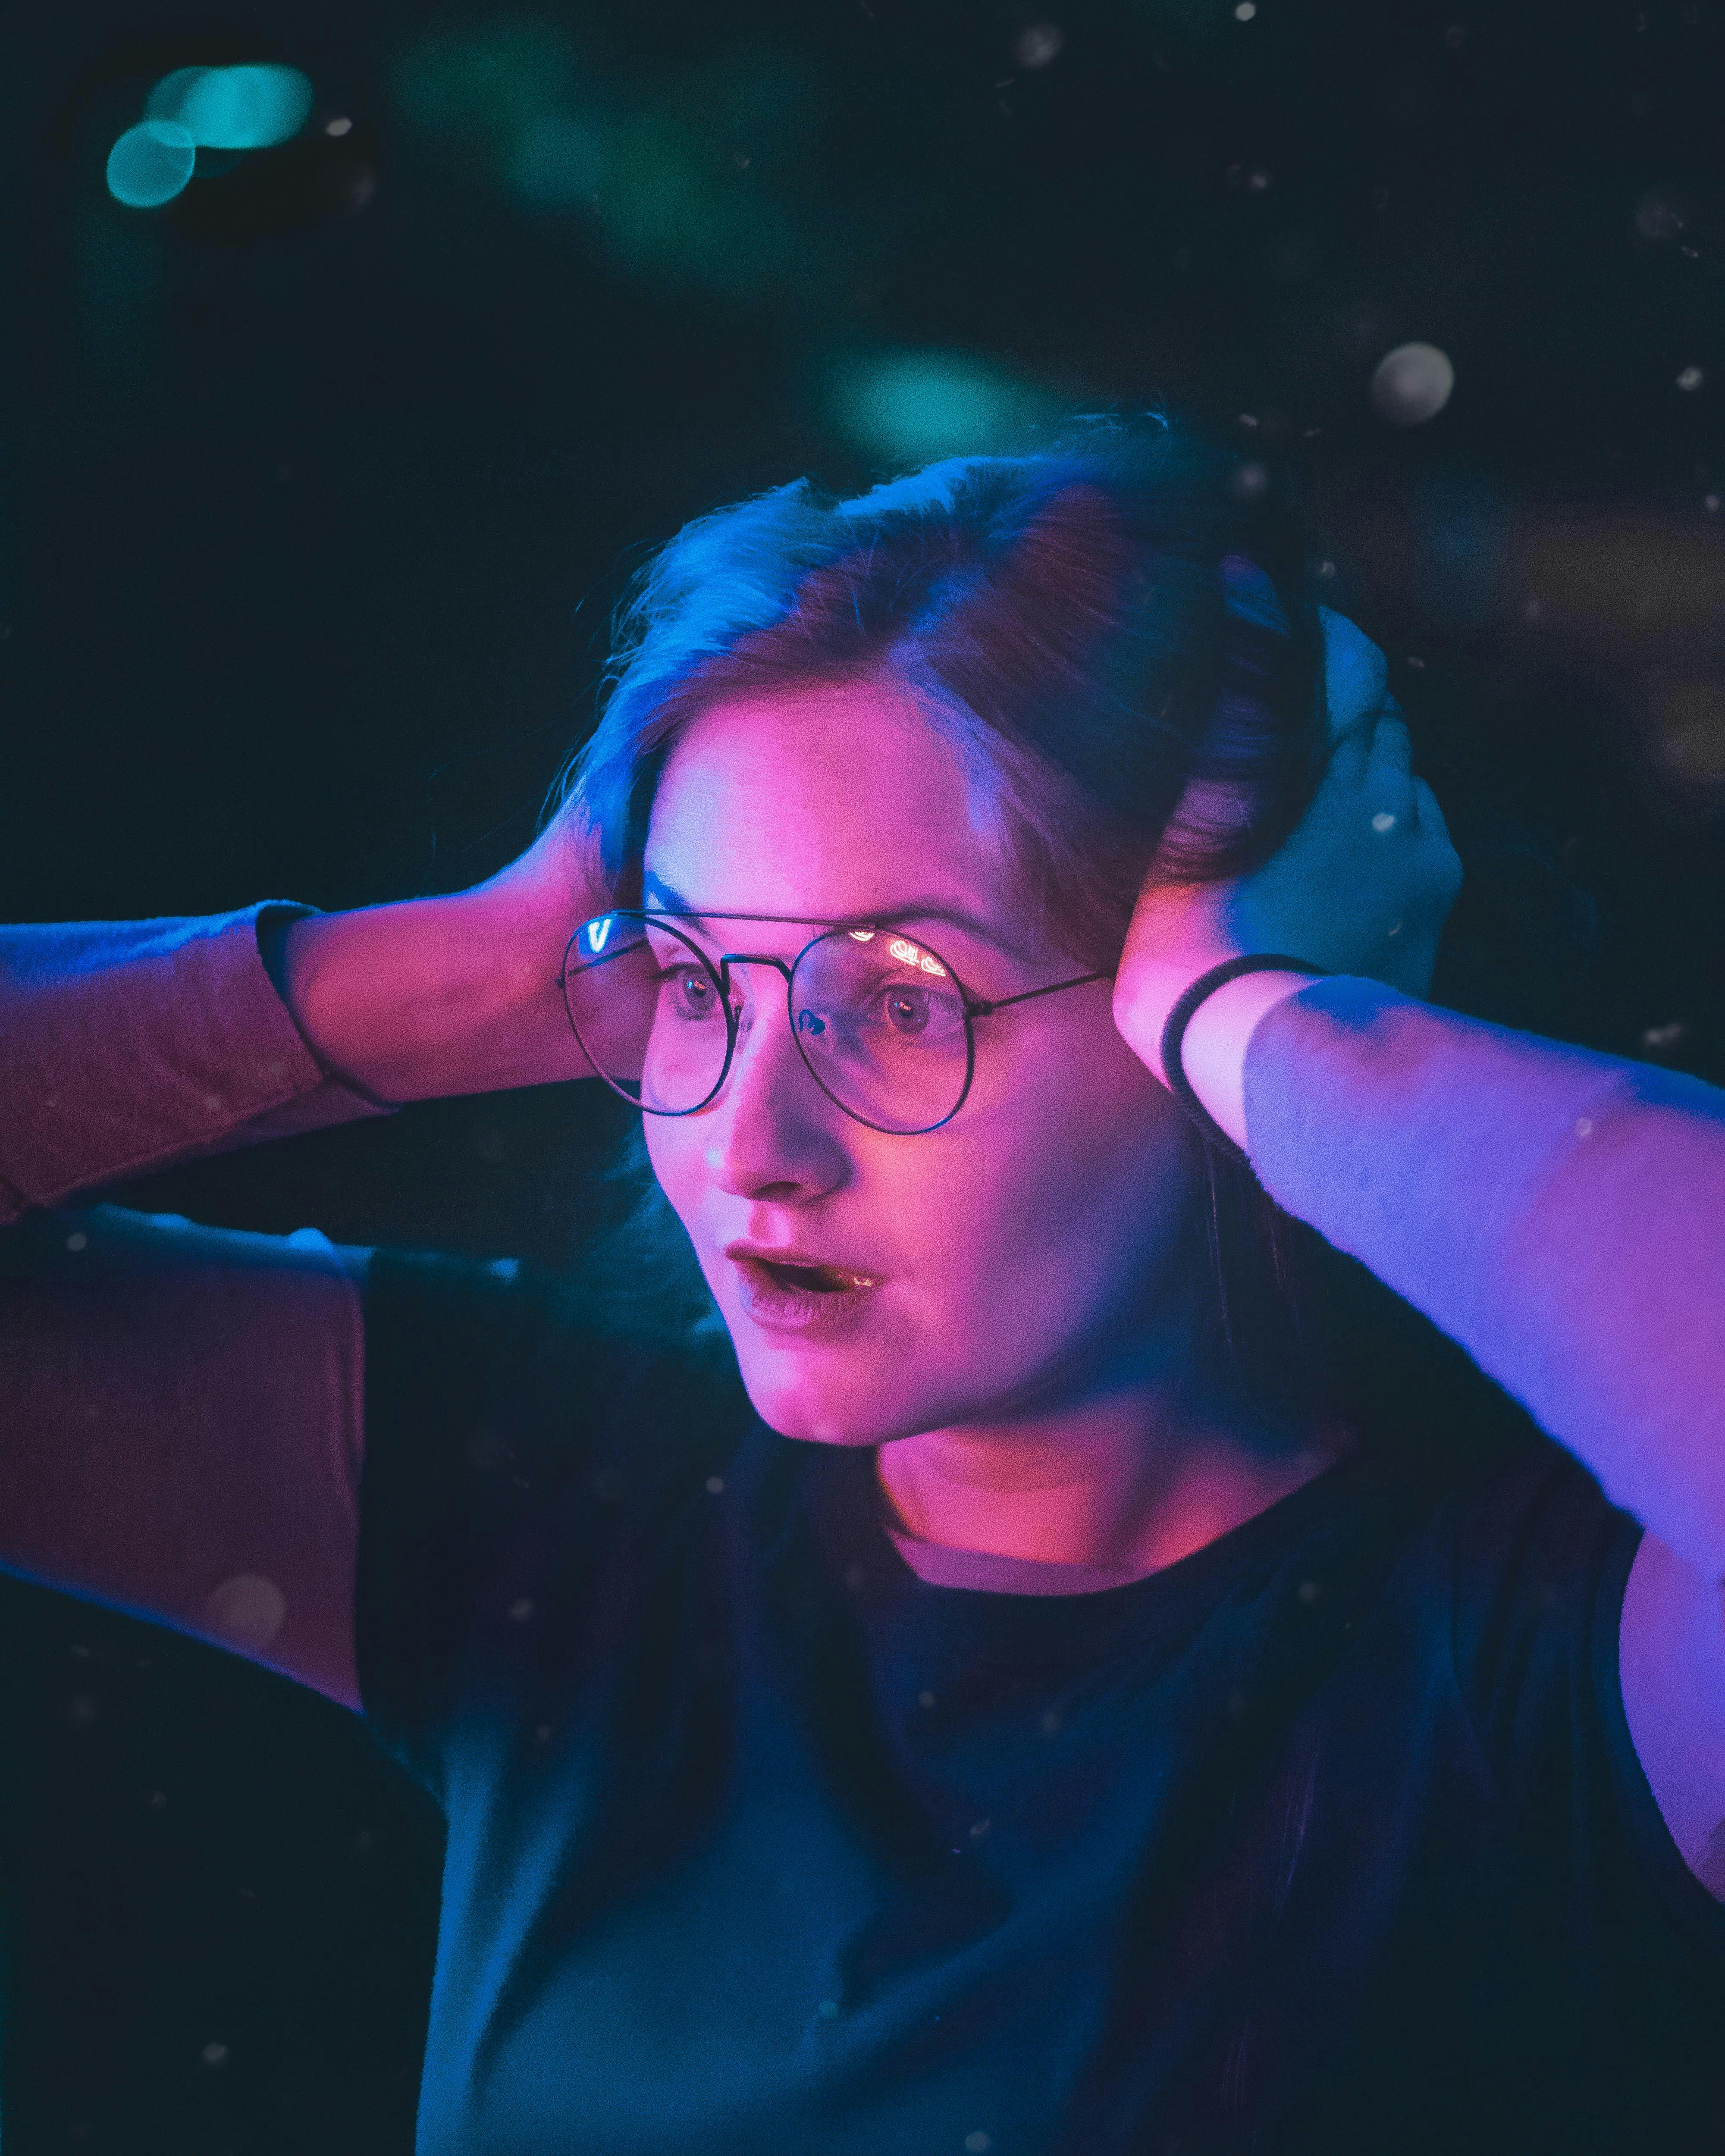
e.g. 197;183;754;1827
0;1205;368;1710
0;909;391;1222
1243;978;1725;1583
1619;1529;1725;1902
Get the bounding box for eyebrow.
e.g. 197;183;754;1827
638;874;1035;961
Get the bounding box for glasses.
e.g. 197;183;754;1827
558;910;1108;1136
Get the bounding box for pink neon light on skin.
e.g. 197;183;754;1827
642;680;1346;1575
10;610;1725;1891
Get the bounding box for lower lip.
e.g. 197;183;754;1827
731;1258;882;1334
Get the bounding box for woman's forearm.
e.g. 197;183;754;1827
0;808;603;1221
1233;977;1725;1581
278;808;605;1103
280;887;594;1103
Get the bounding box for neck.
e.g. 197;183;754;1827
874;1363;1349;1577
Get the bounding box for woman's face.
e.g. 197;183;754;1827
641;678;1204;1448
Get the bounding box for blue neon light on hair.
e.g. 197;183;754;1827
557;414;1326;972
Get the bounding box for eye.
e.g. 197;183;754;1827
660;965;721;1019
881;985;931;1036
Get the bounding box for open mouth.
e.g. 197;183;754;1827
728;1250;882;1330
754;1258;878;1294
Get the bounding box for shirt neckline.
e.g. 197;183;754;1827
831;1438;1371;1605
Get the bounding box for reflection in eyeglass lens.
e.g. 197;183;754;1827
791;933;969;1132
564;914;974;1131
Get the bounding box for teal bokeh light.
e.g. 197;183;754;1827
106;121;197;208
509;115;608;205
146;65;314;150
392;23;577;158
830;352;1057;465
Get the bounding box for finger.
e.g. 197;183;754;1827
1412;774;1452;845
1325;706;1406;799
1320;608;1389;743
1325;715;1376;789
1367;707;1413;781
1356;713;1416;838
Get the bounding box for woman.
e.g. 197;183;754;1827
3;421;1722;2154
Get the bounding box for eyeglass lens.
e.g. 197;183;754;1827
561;912;973;1134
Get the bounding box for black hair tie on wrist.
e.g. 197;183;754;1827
1157;954;1333;1168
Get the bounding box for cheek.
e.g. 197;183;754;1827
637;1020;1197;1440
642;1119;704;1242
928;1066;1192;1336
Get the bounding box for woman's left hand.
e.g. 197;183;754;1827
1113;611;1464;1088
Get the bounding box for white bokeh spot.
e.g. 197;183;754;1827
1370;342;1455;426
203;1573;287;1651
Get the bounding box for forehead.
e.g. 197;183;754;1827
644;679;1001;919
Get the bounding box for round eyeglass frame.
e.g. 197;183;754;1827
557;910;1110;1138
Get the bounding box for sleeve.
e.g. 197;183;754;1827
1444;1444;1725;1963
0;905;394;1706
0;905;392;1222
0;1204;366;1707
354;1250;743;1797
1242;977;1725;1581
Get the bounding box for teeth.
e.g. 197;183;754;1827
756;1259;878;1292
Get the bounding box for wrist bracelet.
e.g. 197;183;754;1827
1157;954;1333;1167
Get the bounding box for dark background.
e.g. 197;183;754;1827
3;2;1725;2148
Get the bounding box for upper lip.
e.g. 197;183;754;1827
724;1241;880;1279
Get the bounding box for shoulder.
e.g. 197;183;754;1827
354;1248;749;1779
1413;1432;1636;1689
361;1244;743;1496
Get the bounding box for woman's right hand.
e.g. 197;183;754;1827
280;793;609;1102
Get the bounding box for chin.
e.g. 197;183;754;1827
718;1328;916;1449
729;1321;1039;1452
731;1358;896;1447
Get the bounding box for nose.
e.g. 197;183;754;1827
701;963;851;1202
